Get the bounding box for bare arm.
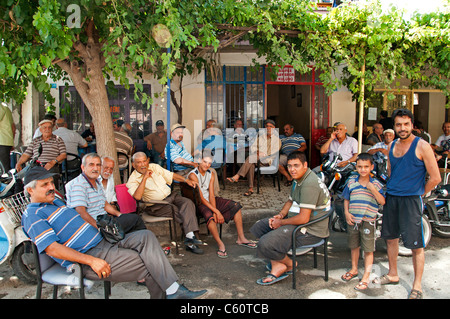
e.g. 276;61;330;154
75;206;97;228
419;140;441;195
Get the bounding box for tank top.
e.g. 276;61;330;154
190;169;212;201
387;136;426;196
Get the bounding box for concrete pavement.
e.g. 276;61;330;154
0;177;449;300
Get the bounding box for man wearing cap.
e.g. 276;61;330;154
227;119;281;196
16;119;67;189
367;128;395;162
168;123;198;174
21;165;207;299
320;122;358;167
144;120;167;167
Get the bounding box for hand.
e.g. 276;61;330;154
15;163;22;172
345;212;355;226
337;160;349;168
143;169;152;179
269;217;282;229
89;257;111;279
186;179;198;189
43;162;55;170
214;210;225;224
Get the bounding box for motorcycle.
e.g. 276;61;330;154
0;146;45;283
423;185;450;238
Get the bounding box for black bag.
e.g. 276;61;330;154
96;214;125;244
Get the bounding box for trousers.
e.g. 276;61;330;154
83;229;179;299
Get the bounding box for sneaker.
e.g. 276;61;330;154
184;238;204;254
166;284;207;299
191;235;207;245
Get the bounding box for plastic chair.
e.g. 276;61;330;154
115;183;178;253
63;152;82;184
255;153;281;194
32;243;111;299
289;207;334;289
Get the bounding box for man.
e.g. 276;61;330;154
144;120;167;166
250;151;331;285
367;128;395;162
375;108;440;299
279;124;307;186
168;123;198;175
432;121;450;167
366;123;384;146
81;122;95;142
0;103;15;171
412;120;431;144
188;151;257;258
22;165;206;299
320;122;358;167
53;118;88;160
16;119;67;191
114;122;134;170
227;119;281;196
66;153;146;234
126;152;204;255
33;113;56;138
99;156;117;204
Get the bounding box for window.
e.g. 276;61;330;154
205;65;265;129
59;84;152;138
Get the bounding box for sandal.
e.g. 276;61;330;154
217;250;228;258
237;241;257;248
227;177;238;183
354;281;369;291
341;271;358;282
372;274;399;286
408;289;423;299
256;273;289;286
244;190;254;196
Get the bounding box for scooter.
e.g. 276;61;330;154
0;146;45;283
0;166;36;283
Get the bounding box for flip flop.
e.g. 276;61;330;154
227;177;238;183
237;241;258;248
256;273;289;286
244;190;254;196
354;281;369;291
265;263;293;275
341;271;358;282
408;289;423;299
217;250;228;258
372;274;399;286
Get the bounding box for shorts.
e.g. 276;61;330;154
381;194;425;249
347;220;376;252
197;197;242;225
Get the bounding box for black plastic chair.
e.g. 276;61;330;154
255;153;281;194
289;207;334;289
63;152;82;184
32;243;111;299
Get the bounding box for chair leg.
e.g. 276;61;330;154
104;281;111;299
36;282;42;299
324;240;329;282
292;254;297;290
313;247;318;268
53;286;58;299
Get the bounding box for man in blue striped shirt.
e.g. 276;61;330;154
279;124;307;185
22;166;207;299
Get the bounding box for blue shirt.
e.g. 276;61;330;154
168;139;194;171
342;174;384;222
280;133;306;155
65;173;107;220
22;198;102;268
387;137;426;196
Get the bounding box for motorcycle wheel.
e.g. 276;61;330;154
11;241;37;284
398;216;432;256
431;206;450;238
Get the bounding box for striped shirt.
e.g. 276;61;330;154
280;133;306;155
114;131;133;168
24;134;66;164
342;174;384;222
169;139;194;171
22;198;102;268
65;173;107;220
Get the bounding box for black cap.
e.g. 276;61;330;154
24;166;58;186
156;120;164;126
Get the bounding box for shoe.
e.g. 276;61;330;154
191;235;207;245
166;284;207;299
184;238;204;254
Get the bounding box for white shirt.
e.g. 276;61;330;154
99;175;117;203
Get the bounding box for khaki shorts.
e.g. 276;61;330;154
347;220;376;253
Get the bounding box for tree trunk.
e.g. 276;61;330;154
57;20;121;185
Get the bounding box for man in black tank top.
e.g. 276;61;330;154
376;109;440;299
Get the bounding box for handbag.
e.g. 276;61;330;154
96;214;125;244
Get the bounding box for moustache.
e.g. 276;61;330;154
46;189;55;196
